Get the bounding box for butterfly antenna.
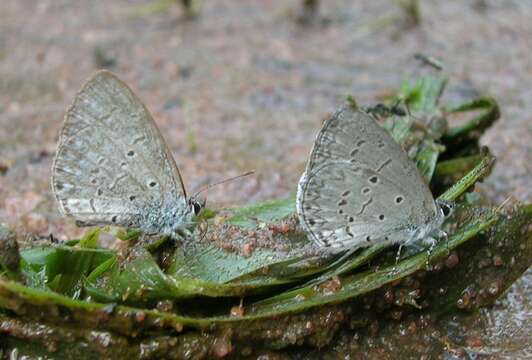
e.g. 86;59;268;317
501;195;513;208
495;195;513;214
198;218;209;241
192;171;255;198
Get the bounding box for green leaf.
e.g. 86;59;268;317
444;97;500;141
86;248;293;303
226;196;296;228
437;150;495;203
115;229;142;242
77;228;100;249
399;75;447;113
170;245;285;284
20;246;114;298
415;140;445;181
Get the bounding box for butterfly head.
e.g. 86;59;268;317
188;171;254;217
436;200;454;219
188;197;206;217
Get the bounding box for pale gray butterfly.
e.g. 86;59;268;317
52;70;204;237
296;106;451;257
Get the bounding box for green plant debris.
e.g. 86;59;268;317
226;196;296;228
444;97;500;141
1;74;529;357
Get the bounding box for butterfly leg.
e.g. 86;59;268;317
424;237;437;270
439;229;449;255
427;228;449;254
177;227;195;242
430;229;449;256
198;219;209;241
389;244;404;275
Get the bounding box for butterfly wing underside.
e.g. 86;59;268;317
297;107;439;249
52;70;188;229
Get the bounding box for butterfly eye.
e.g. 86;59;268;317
192;201;202;215
440;203;452;217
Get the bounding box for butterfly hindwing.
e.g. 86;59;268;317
297;107;440;249
52;71;189;231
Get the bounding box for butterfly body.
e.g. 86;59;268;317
52;71;202;237
297;106;448;253
137;199;194;235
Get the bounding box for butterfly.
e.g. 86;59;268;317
52;70;204;237
296;105;452;256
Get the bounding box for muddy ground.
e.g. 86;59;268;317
0;0;530;358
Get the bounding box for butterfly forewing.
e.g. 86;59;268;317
52;71;188;229
297;107;439;249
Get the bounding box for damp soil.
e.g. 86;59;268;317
0;1;530;358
